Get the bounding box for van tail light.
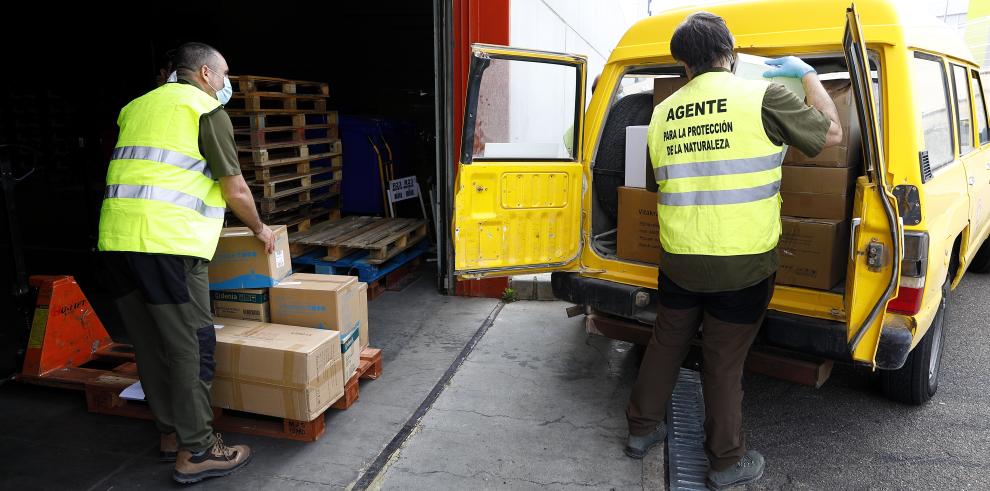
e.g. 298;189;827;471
887;232;929;316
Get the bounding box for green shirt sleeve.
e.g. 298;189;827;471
761;83;831;158
199;109;241;179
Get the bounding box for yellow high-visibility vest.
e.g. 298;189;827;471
648;71;783;256
98;83;226;260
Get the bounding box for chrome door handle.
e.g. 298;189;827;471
850;217;862;262
969;176;977;186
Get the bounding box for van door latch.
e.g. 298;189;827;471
867;240;885;271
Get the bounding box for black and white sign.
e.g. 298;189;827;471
389;176;420;203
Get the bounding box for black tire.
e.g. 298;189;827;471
593;93;655;224
968;238;990;273
879;277;948;405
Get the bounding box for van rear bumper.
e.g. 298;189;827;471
552;272;907;366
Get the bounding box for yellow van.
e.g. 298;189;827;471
451;0;990;405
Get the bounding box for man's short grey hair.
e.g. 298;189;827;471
173;42;221;77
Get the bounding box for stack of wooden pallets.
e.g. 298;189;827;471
225;75;343;233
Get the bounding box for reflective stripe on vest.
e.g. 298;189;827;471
111;145;212;178
649;71;783;256
654;153;782;181
105;184;226;219
658;180;781;206
98;83;225;259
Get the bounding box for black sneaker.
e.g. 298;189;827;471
173;433;252;484
624;423;667;459
707;449;765;490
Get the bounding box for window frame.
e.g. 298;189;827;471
912;51;956;172
950;63;976;156
972;68;990;146
467;54;584;164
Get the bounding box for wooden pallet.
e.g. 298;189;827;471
238;139;342;166
331;348;383;410
289;215;377;255
256;180;341;214
229;111;337;132
265;207;341;234
242;155;343;182
249;166;343;198
234;123;338;148
367;257;422;301
230;75;329;96
227;93;328;112
292;217;429;263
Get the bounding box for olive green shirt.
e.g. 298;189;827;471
176;79;241;179
647;68;832;292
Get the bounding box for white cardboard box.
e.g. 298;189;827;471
624;125;650;188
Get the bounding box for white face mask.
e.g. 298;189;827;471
205;67;233;105
166;70;177;83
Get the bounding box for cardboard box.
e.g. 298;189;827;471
212;317;341;387
783;80;862;168
210;226;292;290
210;288;270;322
210;317;344;421
624;125;650;188
653;76;688;106
780;166;856;220
340;326;361;380
777;217;849;290
357;282;369;349
210;362;343;422
617;187;661;264
270;273;362;336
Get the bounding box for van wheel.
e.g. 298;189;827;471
967;239;990;273
879;277;948;405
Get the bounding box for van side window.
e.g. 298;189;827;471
973;69;989;145
951;65;974;155
912;53;955;170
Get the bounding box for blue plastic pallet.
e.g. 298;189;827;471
292;240;429;284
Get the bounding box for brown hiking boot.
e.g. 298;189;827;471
160;433;178;462
173;433;252;484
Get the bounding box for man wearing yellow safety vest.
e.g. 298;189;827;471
98;42;272;484
623;12;843;490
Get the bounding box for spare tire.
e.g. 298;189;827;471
593;92;655;223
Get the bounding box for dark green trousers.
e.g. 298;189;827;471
105;252;217;452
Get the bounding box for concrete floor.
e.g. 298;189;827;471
0;271;661;490
377;301;661;490
5;268;986;490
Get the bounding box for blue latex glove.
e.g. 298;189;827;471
763;56;816;78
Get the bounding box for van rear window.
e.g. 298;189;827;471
912;53;954;170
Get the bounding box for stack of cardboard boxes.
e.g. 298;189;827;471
777;80;861;290
207;226;371;422
615;78;860;292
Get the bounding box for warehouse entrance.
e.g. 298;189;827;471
0;0;461;374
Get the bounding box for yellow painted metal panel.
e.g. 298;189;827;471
454;162;583;275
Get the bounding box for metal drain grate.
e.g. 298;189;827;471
667;368;709;490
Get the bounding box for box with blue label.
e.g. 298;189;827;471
210;288;270;322
269;273;362;337
209;226;292;290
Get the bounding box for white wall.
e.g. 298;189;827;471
501;0;649;157
510;0;650;101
